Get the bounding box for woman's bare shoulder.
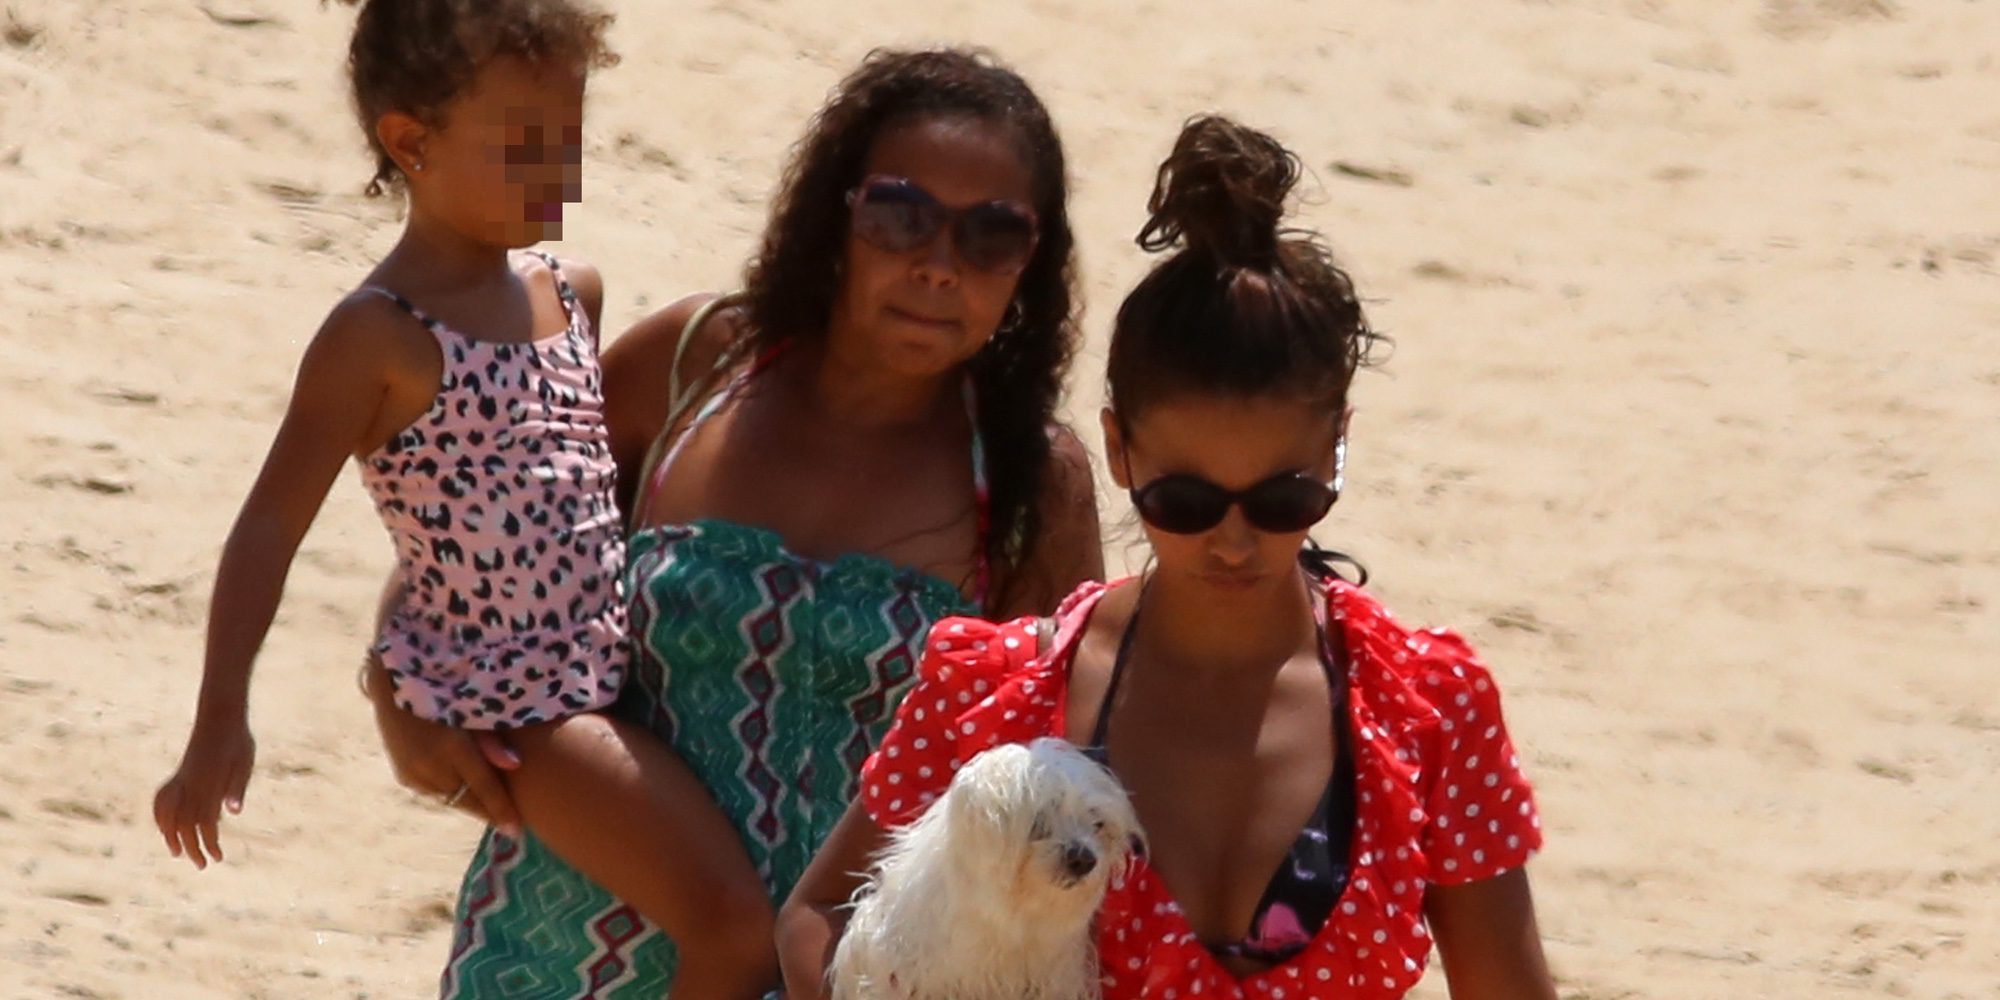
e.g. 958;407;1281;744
992;424;1106;618
603;292;746;387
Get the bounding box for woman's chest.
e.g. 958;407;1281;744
1109;716;1336;946
1066;662;1337;946
645;403;982;581
1091;807;1434;1000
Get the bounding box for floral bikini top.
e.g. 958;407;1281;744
1082;567;1359;965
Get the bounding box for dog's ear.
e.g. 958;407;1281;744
1126;828;1148;863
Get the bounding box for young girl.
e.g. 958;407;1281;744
152;3;775;995
780;116;1559;999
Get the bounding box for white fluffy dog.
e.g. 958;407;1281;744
832;737;1143;1000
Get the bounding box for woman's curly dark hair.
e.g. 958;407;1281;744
331;0;618;197
740;47;1080;608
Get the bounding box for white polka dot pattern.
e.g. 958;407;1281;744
854;578;1542;999
1412;629;1540;887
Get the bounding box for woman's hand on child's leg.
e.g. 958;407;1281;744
362;658;525;836
153;721;256;869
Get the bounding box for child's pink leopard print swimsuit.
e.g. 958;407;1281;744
357;252;627;730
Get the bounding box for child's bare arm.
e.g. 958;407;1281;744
153;296;402;869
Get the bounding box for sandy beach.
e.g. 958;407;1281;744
2;0;1995;997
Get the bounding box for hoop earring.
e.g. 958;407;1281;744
1331;436;1347;499
998;299;1024;335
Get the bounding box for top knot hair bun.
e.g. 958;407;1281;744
1136;115;1301;267
1106;114;1384;424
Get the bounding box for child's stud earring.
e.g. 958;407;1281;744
411;162;425;172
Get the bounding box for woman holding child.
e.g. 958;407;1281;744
363;33;1103;999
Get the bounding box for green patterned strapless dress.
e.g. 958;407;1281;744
435;518;978;997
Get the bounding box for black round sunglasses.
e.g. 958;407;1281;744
1129;470;1340;535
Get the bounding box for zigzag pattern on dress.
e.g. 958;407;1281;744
436;519;975;999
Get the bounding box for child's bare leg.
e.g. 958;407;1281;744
504;713;777;1000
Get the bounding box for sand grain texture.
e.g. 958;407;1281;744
2;1;1995;997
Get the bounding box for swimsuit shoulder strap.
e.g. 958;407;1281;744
529;251;575;304
1087;582;1148;749
668;293;744;411
962;376;993;612
355;285;457;351
357;285;436;328
526;250;592;346
626;294;767;531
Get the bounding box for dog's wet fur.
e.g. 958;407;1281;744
832;738;1143;1000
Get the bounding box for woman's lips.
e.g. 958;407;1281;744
1200;570;1264;591
887;304;958;329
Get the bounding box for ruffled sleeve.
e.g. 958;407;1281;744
858;615;1044;828
1412;628;1542;885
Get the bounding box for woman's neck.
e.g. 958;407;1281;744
1134;566;1318;683
793;336;959;432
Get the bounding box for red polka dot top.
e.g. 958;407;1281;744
858;576;1543;1000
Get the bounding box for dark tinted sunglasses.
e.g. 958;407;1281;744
1131;471;1339;535
846;174;1040;275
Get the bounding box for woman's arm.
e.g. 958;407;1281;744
1425;867;1558;1000
992;424;1105;619
362;654;525;837
776;801;890;1000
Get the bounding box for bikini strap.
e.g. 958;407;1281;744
625;294;753;532
627;311;772;532
358;256;582;344
1300;540;1368;587
528;250;594;348
357;285;446;336
1088;581;1149;749
963;376;993;612
530;250;578;307
1092;573;1347;753
668;293;743;410
630;344;776;529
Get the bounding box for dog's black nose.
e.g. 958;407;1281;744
1061;842;1098;879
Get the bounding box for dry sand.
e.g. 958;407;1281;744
2;0;1995;997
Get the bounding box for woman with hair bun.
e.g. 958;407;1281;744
783;115;1559;999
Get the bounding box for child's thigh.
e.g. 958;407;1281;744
504;711;651;789
501;712;726;824
492;713;772;939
